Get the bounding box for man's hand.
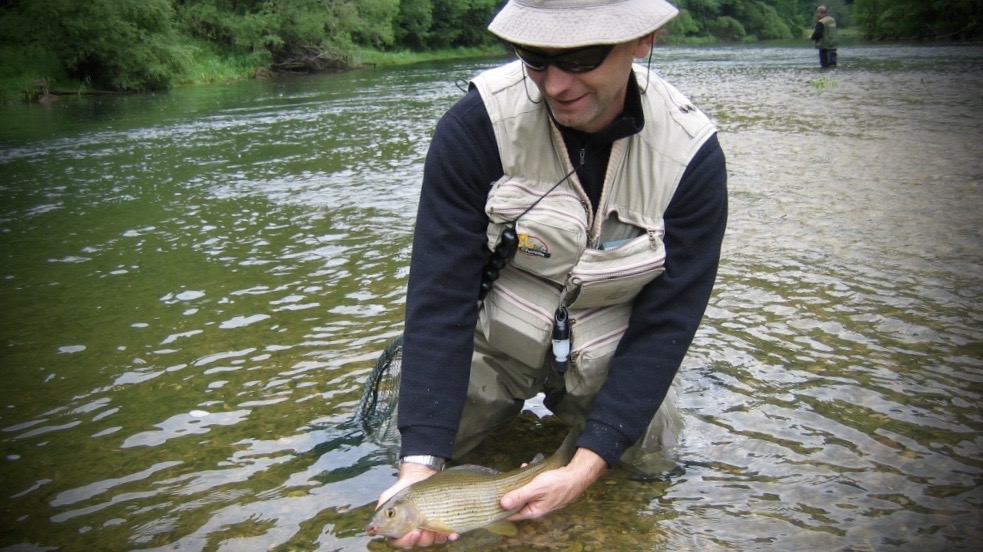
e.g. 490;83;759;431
375;463;460;549
500;448;607;521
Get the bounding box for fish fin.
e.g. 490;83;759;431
421;520;456;535
444;464;500;476
528;453;545;465
485;520;519;537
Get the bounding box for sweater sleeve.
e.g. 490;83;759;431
811;22;825;42
397;89;503;460
578;134;728;466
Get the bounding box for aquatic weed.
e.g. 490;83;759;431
810;75;839;88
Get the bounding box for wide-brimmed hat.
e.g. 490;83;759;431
488;0;679;48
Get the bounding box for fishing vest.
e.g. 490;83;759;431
471;61;716;399
818;16;839;49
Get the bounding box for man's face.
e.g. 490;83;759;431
521;37;653;134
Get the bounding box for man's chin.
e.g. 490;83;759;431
546;101;602;133
548;109;587;131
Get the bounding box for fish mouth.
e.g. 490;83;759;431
365;524;378;536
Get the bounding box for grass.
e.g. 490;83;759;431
350;45;505;67
0;44;70;104
810;75;839;88
172;39;266;86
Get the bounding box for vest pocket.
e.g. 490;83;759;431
478;267;562;369
485;176;588;286
566;305;631;398
566;229;666;309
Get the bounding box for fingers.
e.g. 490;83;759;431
388;530;420;549
500;488;522;511
501;487;547;521
388;530;458;549
501;466;591;521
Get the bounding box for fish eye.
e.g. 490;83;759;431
386;508;396;518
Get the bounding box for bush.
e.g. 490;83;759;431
853;0;983;40
6;0;189;91
710;16;748;42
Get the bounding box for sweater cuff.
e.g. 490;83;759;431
578;420;634;468
399;425;457;461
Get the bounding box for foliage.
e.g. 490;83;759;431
810;75;838;88
174;0;399;68
394;0;499;49
852;0;983;40
394;0;434;49
664;10;703;40
709;15;748;42
670;0;803;42
1;0;190;91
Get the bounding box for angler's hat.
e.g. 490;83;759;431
488;0;679;49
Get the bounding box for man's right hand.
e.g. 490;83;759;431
375;463;460;549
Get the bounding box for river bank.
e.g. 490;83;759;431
2;44;504;105
3;30;875;106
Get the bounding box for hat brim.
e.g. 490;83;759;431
488;0;679;49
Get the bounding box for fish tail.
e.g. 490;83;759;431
555;426;582;464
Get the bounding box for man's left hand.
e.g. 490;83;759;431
500;448;607;520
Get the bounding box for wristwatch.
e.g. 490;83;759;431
400;454;446;472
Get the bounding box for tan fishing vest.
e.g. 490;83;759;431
817;15;839;49
471;61;716;399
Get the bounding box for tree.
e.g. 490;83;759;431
174;0;399;70
5;0;187;90
416;0;498;48
710;15;748;41
853;0;983;40
395;0;434;49
672;0;801;41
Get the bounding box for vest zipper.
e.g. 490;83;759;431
569;323;630;365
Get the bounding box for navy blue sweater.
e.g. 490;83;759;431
398;81;727;467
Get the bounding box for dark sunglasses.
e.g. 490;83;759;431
512;44;615;74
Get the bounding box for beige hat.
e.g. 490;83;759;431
488;0;679;48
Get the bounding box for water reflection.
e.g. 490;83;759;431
1;44;981;551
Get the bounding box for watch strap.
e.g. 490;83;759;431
400;454;446;471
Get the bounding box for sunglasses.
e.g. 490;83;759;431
512;44;615;73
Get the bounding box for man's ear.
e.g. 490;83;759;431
633;30;659;58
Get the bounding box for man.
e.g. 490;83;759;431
376;0;727;547
811;5;839;68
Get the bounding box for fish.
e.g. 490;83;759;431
365;429;579;539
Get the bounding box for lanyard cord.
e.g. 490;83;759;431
479;145;597;301
510;162;581;226
509;130;610;227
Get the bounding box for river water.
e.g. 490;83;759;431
1;43;981;551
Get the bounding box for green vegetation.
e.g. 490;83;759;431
810;75;839;88
1;0;980;102
666;0;808;43
853;0;983;40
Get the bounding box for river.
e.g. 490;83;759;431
1;42;981;551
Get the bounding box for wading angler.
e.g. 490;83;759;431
372;0;728;546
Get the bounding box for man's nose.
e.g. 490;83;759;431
541;65;575;96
